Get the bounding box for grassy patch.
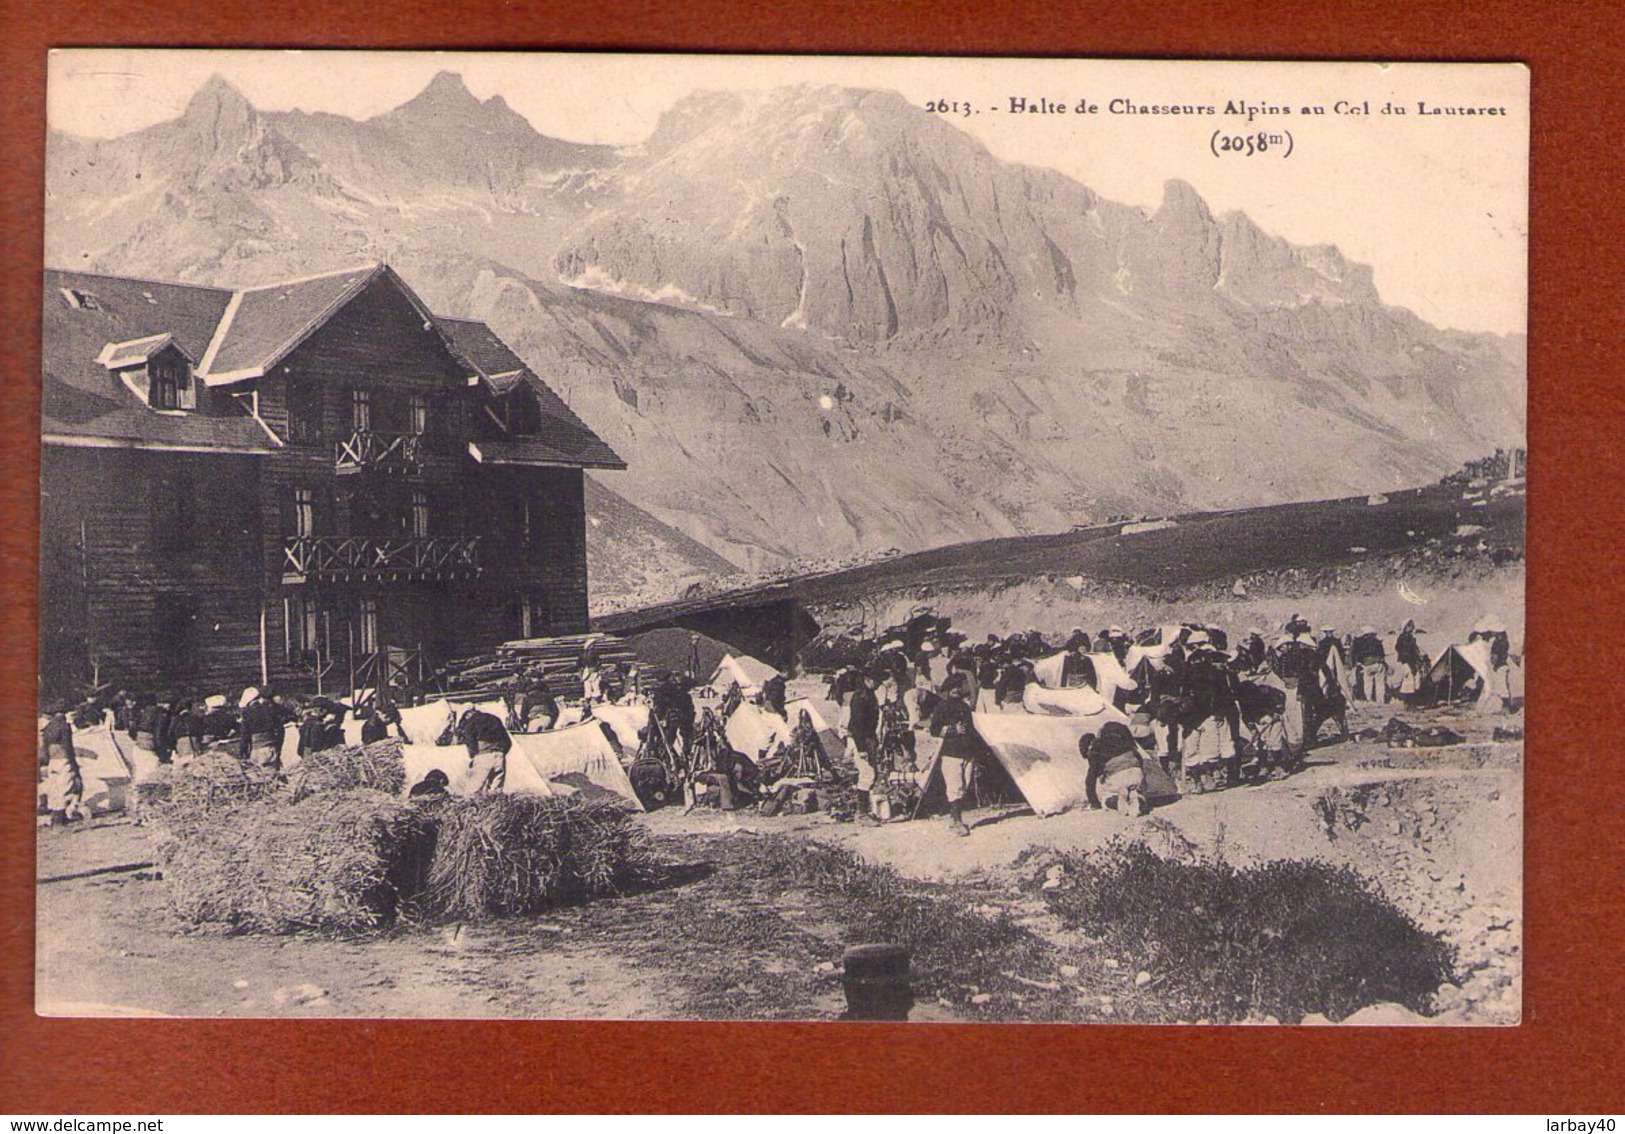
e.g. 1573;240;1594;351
1035;840;1456;1022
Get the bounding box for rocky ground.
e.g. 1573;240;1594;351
36;697;1519;1024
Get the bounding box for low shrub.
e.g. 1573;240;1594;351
1039;841;1455;1022
748;836;1049;995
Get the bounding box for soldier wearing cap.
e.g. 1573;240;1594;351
238;687;288;772
929;671;984;836
1269;616;1321;768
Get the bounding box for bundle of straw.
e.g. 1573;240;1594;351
158;788;434;934
156;751;279;831
284;739;406;803
420;794;662;921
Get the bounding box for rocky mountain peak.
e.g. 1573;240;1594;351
411;70;481;109
181;74;258;141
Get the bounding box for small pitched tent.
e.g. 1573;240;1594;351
971;707;1134;817
724;702;792;761
399;700;457;746
1022;681;1129;721
709;652;782;698
511;723;642;809
1425;640;1517;712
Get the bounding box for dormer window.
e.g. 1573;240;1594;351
150;353;192;410
97;334;198;412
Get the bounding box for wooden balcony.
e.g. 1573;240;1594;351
282;535;481;583
333;429;423;474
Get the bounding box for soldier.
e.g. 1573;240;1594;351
929;672;983;836
1269;616;1322;770
456;703;512;794
1351;626;1390;704
39;702;88;823
237;687;287;773
1396;619;1427;695
171;699;209;764
1083;721;1148;820
844;668;883;826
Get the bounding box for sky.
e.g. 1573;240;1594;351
47;51;1529;335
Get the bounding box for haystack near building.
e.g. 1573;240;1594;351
40;264;623;698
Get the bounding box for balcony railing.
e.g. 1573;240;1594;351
282;535;481;583
334;429;423;474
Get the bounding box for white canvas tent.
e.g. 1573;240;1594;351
709;652;782;697
1022;681;1129;721
1427;639;1520;713
61;715;134;814
593;703;651;752
972;711;1121;817
724;702;792;760
400;720;641;808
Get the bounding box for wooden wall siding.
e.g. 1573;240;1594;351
40;448;266;694
41;275;601;697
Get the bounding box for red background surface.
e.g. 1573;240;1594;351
1;0;1620;1114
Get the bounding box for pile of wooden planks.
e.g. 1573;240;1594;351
438;633;639;701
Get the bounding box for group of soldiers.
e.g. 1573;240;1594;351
36;683;417;822
818;610;1448;827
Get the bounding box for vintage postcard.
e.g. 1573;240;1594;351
37;51;1526;1024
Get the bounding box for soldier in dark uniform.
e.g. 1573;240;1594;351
1269;617;1322;769
845;669;882;826
760;674;788;719
456;704;512;794
238;687;288;772
171;699;209;763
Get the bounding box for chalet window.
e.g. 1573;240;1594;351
152;464;194;554
149;356;192;410
409;395;430;437
500;388;541;435
351;389;371;432
410;490;431;539
285;595;323;662
287;380;322;444
358;598;379;655
292;488;317;539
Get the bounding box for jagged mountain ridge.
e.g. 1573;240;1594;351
45;73;1525;581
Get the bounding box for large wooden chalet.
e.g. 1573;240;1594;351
40;264;624;698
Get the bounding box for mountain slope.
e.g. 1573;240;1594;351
45;74;1526;584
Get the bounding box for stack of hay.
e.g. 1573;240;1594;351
156;750;279;820
149;739;663;934
420;795;661;921
284;739;406;802
156;789;434;935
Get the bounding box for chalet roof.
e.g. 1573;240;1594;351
440;318;625;470
197;265;387;383
97;332;193;370
43;265;622;469
42;270;277;454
